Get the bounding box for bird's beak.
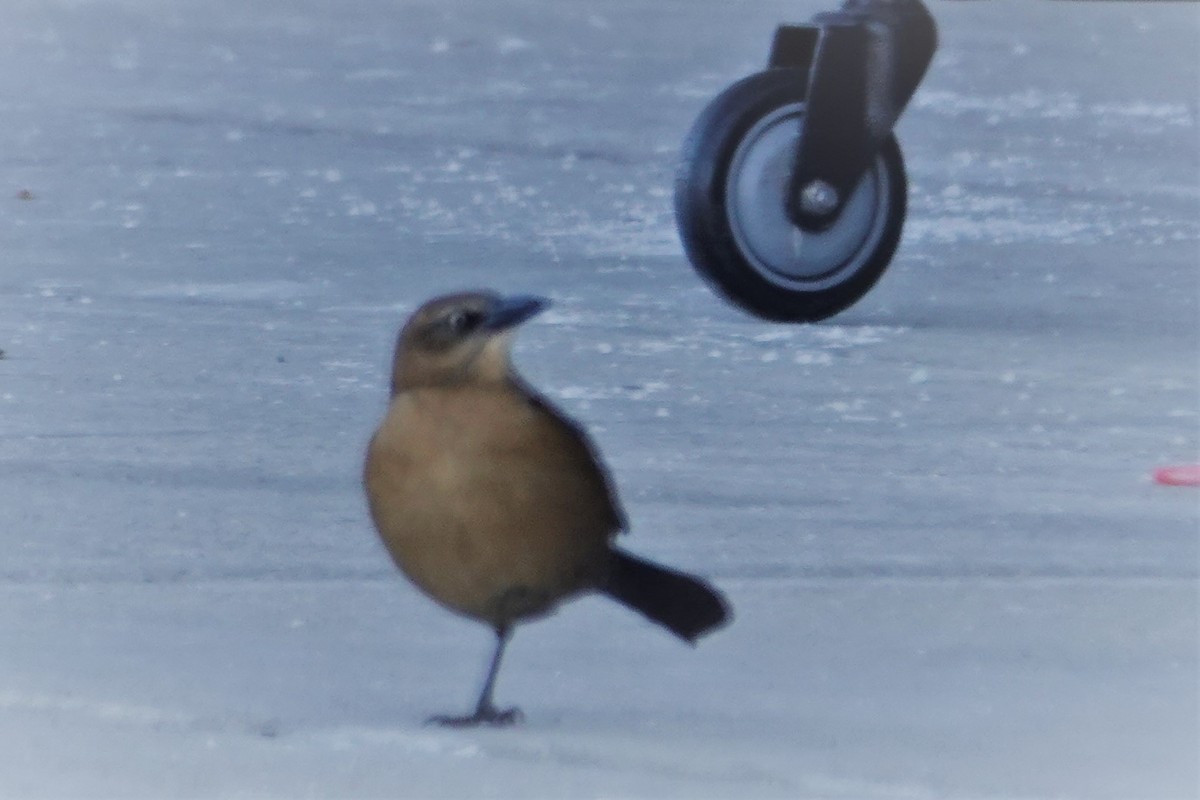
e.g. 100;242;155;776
482;294;550;332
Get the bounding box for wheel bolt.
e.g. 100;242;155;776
799;180;839;216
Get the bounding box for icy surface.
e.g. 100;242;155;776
0;0;1197;797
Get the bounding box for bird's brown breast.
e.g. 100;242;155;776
364;384;621;627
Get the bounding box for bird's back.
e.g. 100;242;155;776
365;382;623;628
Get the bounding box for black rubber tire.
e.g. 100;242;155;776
675;69;907;323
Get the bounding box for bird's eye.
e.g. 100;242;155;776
445;309;483;335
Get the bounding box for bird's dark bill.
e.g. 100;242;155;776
483;295;550;332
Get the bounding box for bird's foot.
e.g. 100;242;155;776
425;705;523;728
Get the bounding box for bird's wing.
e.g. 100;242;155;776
524;389;630;535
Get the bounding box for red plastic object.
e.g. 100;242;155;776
1153;465;1200;487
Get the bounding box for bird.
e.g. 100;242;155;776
363;290;731;727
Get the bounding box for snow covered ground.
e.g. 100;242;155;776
0;0;1196;797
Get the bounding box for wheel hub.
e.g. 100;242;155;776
725;104;891;290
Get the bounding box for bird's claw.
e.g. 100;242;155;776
425;706;523;728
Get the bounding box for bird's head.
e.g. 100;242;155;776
389;290;549;393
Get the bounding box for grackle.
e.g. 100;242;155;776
364;291;730;726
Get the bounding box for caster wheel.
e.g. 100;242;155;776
675;69;907;323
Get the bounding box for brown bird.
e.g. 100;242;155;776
363;290;730;726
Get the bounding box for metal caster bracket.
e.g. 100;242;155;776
769;0;937;231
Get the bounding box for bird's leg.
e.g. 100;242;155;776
427;626;523;727
471;625;517;721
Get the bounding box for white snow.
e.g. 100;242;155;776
1;0;1197;798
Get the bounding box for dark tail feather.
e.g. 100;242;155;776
602;549;731;643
